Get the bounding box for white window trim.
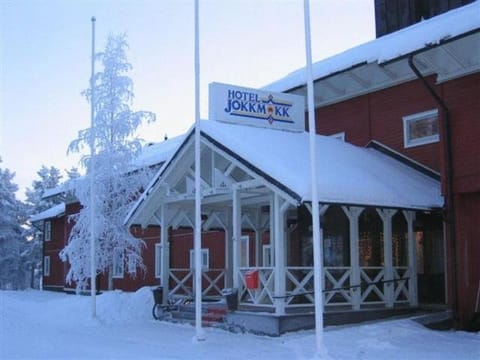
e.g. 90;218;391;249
44;256;50;277
112;248;124;279
155;243;162;279
44;221;51;242
127;255;136;275
240;235;250;268
190;248;209;271
330;131;345;141
263;244;272;267
403;109;439;148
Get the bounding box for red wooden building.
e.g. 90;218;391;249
34;2;479;332
263;2;480;329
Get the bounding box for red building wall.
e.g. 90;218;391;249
314;72;480;329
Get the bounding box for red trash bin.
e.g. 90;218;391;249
245;270;259;289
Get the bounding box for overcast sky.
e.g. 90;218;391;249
0;0;375;199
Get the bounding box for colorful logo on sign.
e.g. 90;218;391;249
224;89;294;125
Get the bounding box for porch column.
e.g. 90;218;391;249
404;210;418;306
255;208;261;267
378;209;396;308
159;205;170;305
273;193;288;315
225;208;233;288
269;195;275;267
232;188;241;289
343;206;363;310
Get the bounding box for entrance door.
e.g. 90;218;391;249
416;213;446;304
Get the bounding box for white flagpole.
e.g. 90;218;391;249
89;16;97;318
194;0;205;341
304;0;325;355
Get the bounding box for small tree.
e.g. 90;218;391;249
0;158;29;289
60;34;155;290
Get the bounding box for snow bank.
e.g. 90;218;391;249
1;290;479;359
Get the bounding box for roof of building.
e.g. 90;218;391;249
126;120;443;225
29;203;66;223
42;135;185;200
264;1;480;94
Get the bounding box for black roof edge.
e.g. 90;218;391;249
286;61;368;94
283;27;480;94
201;131;302;204
379;27;480;67
303;200;442;213
366;140;441;181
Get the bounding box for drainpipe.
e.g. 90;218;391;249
408;55;458;324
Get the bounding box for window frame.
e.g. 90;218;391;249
403;109;439;148
44;221;52;242
155;243;162;279
239;235;250;268
112;248;124;279
189;248;209;271
263;244;272;267
44;256;50;277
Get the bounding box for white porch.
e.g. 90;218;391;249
126;120;442;318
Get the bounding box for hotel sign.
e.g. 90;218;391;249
209;82;305;132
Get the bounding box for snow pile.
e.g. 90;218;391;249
1;289;479;359
94;287;154;324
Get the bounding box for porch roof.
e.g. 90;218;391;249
126;120;443;226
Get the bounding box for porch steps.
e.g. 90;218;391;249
170;304;228;327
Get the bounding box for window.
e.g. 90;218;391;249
44;256;50;276
112;248;124;278
127;255;136;275
263;245;272;267
240;236;250;267
403;109;439;148
155;243;162;278
190;248;209;271
44;221;51;242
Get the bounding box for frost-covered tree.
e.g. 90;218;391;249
0;159;29;289
24;165;63;288
25;166;63;213
60;34;156;290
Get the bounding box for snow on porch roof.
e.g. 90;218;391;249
126;121;443;226
263;1;480;93
30;203;66;223
201;121;442;209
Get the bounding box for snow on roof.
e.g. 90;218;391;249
200;121;443;209
127;120;443;227
42;135;185;200
264;1;480;93
134;134;186;169
29;203;66;223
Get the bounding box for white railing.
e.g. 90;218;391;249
169;265;412;309
238;267;275;306
393;266;410;303
360;267;385;304
324;267;352;306
285;267;314;306
168;268;226;298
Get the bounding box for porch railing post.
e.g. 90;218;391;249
232;188;241;289
343;206;363;310
404;210;418;306
273;193;286;315
379;209;396;308
160;204;170;305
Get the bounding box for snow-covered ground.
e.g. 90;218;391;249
1;289;478;359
